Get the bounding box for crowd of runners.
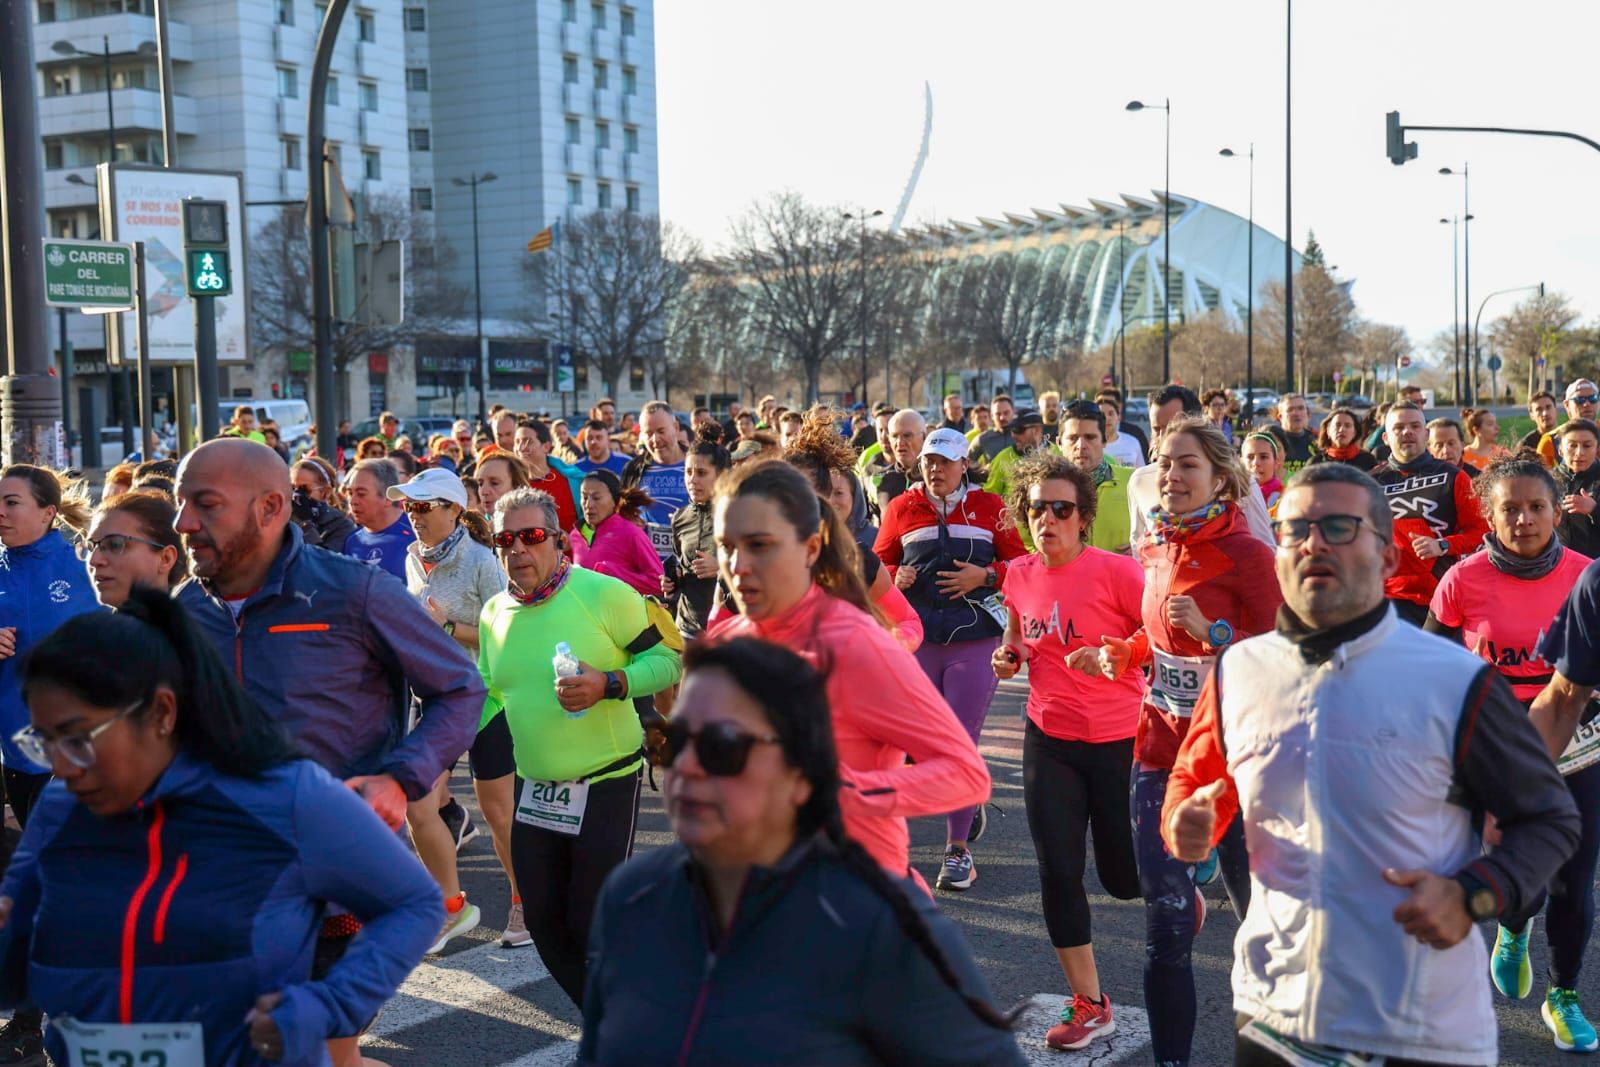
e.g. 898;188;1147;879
0;380;1596;1065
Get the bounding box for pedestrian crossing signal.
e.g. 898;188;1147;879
186;249;232;297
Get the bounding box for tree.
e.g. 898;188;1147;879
523;209;694;400
248;191;469;415
1170;311;1245;391
1302;229;1326;268
1257;262;1356;394
1488;290;1579;403
947;250;1070;398
1352;321;1411;401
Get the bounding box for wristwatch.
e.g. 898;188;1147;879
603;671;625;701
984;564;999;589
1457;871;1500;921
1437;539;1450;557
442;620;456;636
1207;618;1235;648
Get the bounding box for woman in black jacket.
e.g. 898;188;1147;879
1554;419;1600;558
579;638;1023;1067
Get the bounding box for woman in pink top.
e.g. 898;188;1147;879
572;470;663;597
708;460;991;891
992;452;1143;1053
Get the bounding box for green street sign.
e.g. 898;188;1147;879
42;238;135;309
186;249;232;296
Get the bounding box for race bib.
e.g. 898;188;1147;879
516;777;589;836
55;1016;205;1067
646;523;674;559
1149;649;1214;718
978;593;1009;630
1238;1020;1383;1067
1558;706;1600;777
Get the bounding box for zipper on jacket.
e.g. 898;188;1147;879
119;801;166;1024
673;882;745;1067
234;614;245;682
152;853;189;944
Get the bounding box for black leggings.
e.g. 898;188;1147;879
510;770;641;1007
1022;721;1140;947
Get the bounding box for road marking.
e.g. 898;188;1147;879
1016;994;1151;1065
368;941;554;1037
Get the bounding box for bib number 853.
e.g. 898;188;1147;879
1158;665;1200;692
79;1051;168;1067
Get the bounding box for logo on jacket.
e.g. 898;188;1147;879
293;589;318;609
48;579;70;604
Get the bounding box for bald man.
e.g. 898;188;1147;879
875;408;928;511
175;440;482;1039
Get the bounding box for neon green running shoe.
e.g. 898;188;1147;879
1543;987;1599;1052
1490;924;1532;999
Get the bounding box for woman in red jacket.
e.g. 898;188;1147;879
1079;415;1281;1067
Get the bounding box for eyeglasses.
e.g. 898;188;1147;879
1027;500;1078;520
1573;395;1598;405
13;698;145;770
76;533;166;561
1270;514;1377;547
403;500;451;515
492;526;558;551
645;720;781;777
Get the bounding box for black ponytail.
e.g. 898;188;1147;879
22;585;298;778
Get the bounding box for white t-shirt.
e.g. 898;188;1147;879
1104;432;1145;468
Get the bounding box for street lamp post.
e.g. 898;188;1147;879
843;208;883;407
454;172;497;430
1284;0;1294;391
1474;283;1541;405
1127;99;1172;381
1219;145;1255;422
1439;216;1460;402
1439;165;1471;401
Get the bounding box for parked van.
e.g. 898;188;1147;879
218;399;313;449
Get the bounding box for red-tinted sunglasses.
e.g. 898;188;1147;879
492;526;559;550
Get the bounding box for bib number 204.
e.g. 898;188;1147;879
1158;664;1201;692
526;781;574;806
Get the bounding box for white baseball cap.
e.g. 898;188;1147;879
1567;380;1598;402
387;467;468;509
920;428;970;462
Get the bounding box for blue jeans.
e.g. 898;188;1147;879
1502;760;1600;989
1133;766;1251;1066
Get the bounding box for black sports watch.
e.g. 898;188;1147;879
1436;539;1450;557
1457;871;1499;922
603;671;625;701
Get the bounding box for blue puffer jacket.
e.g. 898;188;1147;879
0;751;440;1066
176;524;484;800
0;529;101;772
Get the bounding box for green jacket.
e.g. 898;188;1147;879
1089;462;1132;554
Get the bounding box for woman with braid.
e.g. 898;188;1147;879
579;638;1024;1066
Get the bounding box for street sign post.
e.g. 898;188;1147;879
556;345;575;395
42;239;135;309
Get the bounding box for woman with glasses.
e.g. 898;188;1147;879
572;470;664;597
83;490;186;608
991;452;1144;1052
477;486;681;1007
1079;417;1281;1067
1425;456;1600;1050
0;587;439;1067
388;468;513;952
581;637;1024;1067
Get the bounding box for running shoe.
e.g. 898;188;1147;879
428;899;481;954
440;798;479;853
1544;987;1599;1052
936;844;976;891
1046;993;1116;1051
0;1017;45;1067
1192;847;1220;886
1490;924;1533;1000
501;901;532;949
970;804;987;843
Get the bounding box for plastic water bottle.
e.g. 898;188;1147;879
553;642;586;719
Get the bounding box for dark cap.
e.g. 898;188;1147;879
1011;410;1045;432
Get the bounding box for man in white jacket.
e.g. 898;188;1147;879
1162;462;1579;1066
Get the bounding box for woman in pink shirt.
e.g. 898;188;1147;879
572;470;663;597
708;460;990;892
993;452;1144;1054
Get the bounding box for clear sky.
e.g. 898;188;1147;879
656;0;1600;358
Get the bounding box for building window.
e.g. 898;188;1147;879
596;182;612;209
359;80;378;111
591;3;604;28
315;0;327;21
566;178;582;206
403;6;425;30
593;61;608;89
562;56;579;84
329;141;344;169
565;117;580;145
625;185;639;212
408;127;431;151
356;9;375;41
276;0;294;25
47;72;72;97
622;66;637;94
595;122;611;148
620;7;634;35
623;125;638;153
561;0;575;21
282;137;302;171
412;187;433;211
44;142;64;170
37;1;57;21
405;67;429;91
326;75;340;106
363;149;381;180
277;66;298;98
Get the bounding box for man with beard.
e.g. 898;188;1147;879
175;439;483;1065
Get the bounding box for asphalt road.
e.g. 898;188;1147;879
363;673;1588;1067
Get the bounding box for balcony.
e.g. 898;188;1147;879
590;26;614;56
38;88;197;138
276;95;306;134
35;12;193;66
560;20;578;53
592;88;608;118
43;167;99;209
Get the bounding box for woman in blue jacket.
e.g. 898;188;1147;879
580;637;1025;1067
0;587;440;1067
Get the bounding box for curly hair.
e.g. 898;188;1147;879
1008;451;1098;544
783;406;857;494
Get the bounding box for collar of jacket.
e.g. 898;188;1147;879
3;527;69;561
1381;452;1450;478
200;523;303;607
673;831;831;937
123;748;214;816
1274;599;1392;666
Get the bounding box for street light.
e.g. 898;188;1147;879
842;208;883;407
453;171;498;430
1127;98;1172;381
1220;145;1255;421
1439;165;1472;400
1474;283;1541;406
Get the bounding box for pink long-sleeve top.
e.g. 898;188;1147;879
573;513;664;598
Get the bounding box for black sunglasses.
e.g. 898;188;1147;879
1573;394;1599;405
492;526;558;550
1027;500;1078;520
646;720;781;777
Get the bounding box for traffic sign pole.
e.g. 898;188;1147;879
134;242;153;459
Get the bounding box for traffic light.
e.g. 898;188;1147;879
1386;111;1418;166
182;198;232;296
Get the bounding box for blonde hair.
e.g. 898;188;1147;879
1160;416;1254;503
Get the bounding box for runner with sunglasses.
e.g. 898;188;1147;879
708;460;990;893
582;638;1024;1066
477;486;681;1006
993;452;1143;1051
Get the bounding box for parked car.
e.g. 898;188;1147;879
1340;394;1375;409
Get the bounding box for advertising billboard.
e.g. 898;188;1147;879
98;164;249;365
